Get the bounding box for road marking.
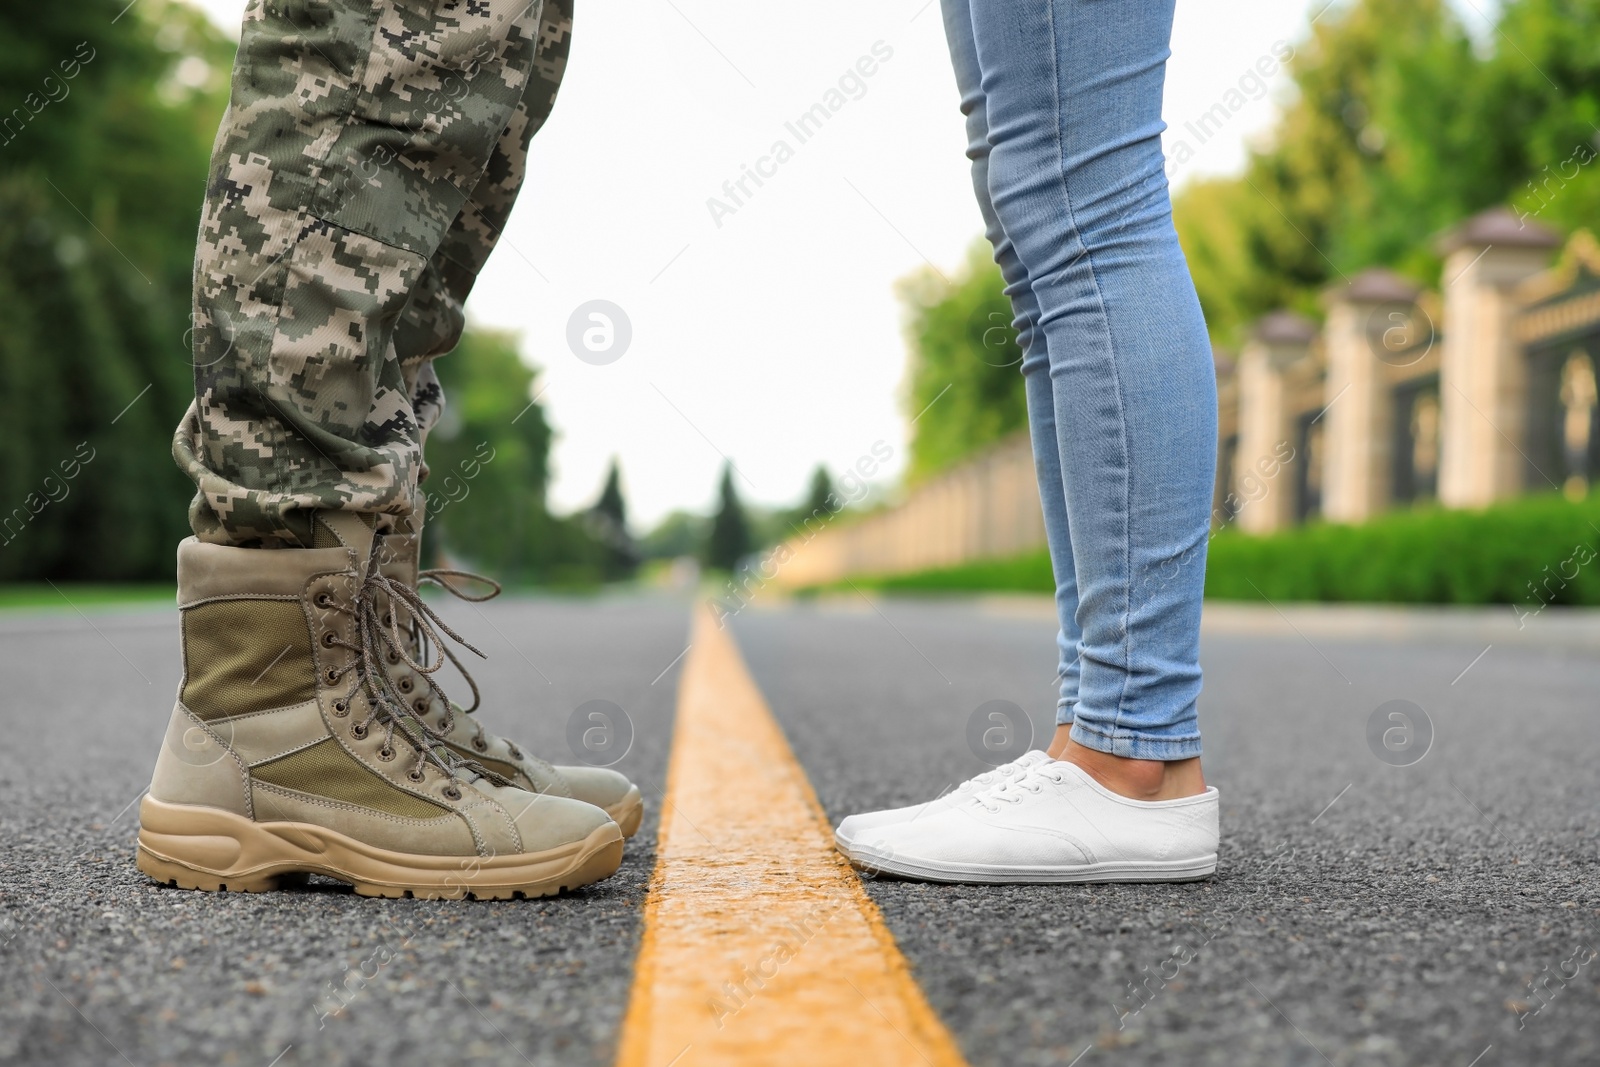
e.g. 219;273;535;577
615;603;969;1067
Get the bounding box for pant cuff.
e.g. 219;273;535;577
1068;721;1202;761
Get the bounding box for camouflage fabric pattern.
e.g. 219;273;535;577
396;0;572;480
175;0;572;548
385;0;572;571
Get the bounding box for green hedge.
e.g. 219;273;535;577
825;492;1600;608
1206;493;1600;606
857;551;1053;596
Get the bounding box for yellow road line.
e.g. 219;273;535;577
615;603;970;1067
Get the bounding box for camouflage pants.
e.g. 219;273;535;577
173;0;572;549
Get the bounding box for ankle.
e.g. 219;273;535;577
1049;731;1205;801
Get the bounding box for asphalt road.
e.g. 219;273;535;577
731;596;1600;1067
2;592;1597;1066
0;593;688;1067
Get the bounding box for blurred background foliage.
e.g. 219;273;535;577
0;0;623;584
898;244;1026;485
420;328;610;584
1174;0;1600;343
0;0;841;586
0;0;228;581
904;0;1600;478
13;0;1600;589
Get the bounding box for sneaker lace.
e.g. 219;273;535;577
322;550;510;785
956;757;1029;796
975;763;1067;813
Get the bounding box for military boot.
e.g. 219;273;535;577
135;513;623;899
374;541;644;838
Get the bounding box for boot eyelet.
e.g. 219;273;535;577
320;631;337;648
332;699;348;717
472;736;488;752
413;698;429;714
323;667;339;685
408;768;425;783
386;650;401;665
442;784;462;801
314;592;333;608
351;722;369;740
382;613;393;628
397;678;414;694
507;745;522;761
377;745;395;761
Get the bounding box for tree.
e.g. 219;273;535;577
704;462;752;571
640;510;707;560
0;0;229;580
895;0;1600;474
1171;0;1585;344
423;328;594;584
1488;0;1600;235
782;464;838;542
898;241;1027;482
0;2;589;583
587;458;639;581
800;465;836;517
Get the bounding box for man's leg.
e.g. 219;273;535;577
393;0;575;483
173;0;546;548
367;2;644;838
141;0;626;899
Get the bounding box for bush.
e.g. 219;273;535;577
422;328;603;586
1205;494;1600;608
813;550;1053;596
826;492;1600;610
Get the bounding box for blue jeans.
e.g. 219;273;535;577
941;0;1216;760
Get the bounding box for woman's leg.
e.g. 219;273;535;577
971;0;1216;784
939;0;1084;725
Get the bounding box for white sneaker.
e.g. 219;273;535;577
846;759;1218;883
833;750;1051;853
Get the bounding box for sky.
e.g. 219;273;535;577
183;0;1333;528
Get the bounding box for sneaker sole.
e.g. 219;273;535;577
135;796;624;900
847;847;1217;884
606;786;645;839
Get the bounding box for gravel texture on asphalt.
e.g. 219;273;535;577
0;594;689;1067
5;592;1597;1067
730;597;1600;1067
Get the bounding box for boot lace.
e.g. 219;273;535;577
321;551;510;785
404;567;522;761
407;568;612;785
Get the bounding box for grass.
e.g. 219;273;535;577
0;583;175;612
812;550;1053;597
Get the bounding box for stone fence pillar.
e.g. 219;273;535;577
1234;311;1318;533
1437;207;1560;507
1321;269;1423;522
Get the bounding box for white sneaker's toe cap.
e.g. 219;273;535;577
835;801;939;850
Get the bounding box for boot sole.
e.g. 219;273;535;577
135;796;623;900
606;786;645;838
